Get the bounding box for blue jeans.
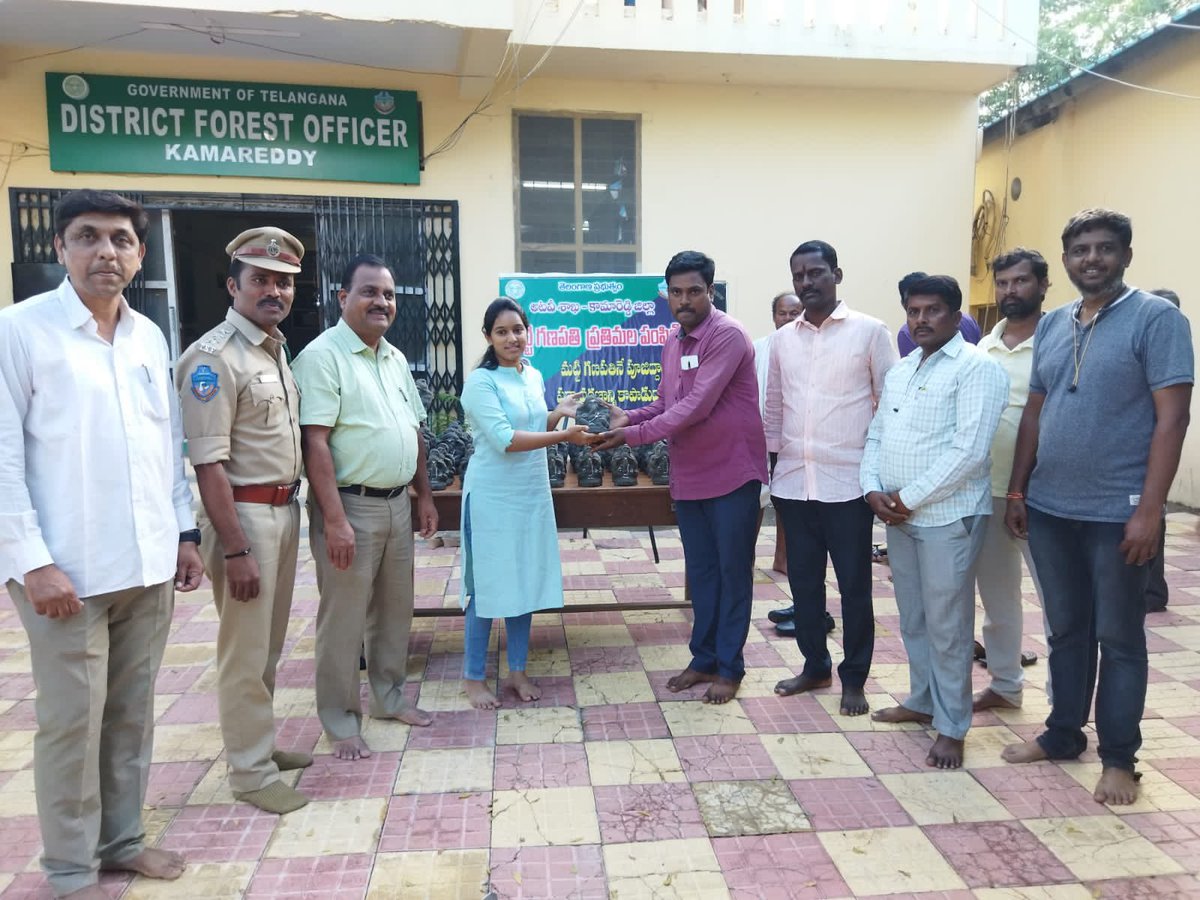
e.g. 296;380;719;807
773;496;875;688
462;599;532;681
674;480;761;681
1028;507;1149;772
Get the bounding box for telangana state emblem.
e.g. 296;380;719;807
266;238;281;258
190;365;220;402
374;91;395;115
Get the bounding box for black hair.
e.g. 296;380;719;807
790;240;838;270
992;247;1049;282
341;254;391;291
1150;288;1181;308
54;189;149;243
902;275;962;312
665;251;715;287
478;297;530;370
897;271;928;306
771;292;798;315
1061;208;1132;251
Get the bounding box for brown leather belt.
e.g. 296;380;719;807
231;481;301;505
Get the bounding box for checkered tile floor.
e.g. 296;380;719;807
3;513;1200;898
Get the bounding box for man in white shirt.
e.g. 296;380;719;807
0;190;203;899
765;241;896;716
754;291;801;577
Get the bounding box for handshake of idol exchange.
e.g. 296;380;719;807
549;393;670;488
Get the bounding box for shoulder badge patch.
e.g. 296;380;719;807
190;365;219;402
197;323;237;355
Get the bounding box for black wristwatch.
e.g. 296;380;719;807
179;529;202;545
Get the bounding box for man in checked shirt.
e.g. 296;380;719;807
861;275;1008;769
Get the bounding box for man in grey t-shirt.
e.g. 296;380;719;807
1001;209;1193;806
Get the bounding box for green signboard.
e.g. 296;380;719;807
46;72;420;185
499;274;673;409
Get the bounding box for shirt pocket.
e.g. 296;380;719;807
135;363;171;422
249;379;287;427
906;380;957;435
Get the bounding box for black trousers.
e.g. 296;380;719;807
772;496;875;688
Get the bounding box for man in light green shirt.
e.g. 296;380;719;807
973;248;1049;712
293;254;438;761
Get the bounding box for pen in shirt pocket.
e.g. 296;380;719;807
142;364;152;383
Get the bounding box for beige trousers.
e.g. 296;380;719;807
309;492;415;740
11;579;173;897
200;500;300;793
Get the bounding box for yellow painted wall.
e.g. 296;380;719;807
2;46;980;365
972;35;1200;505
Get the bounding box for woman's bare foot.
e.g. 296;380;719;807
1095;767;1141;805
703;676;740;704
507;671;542;702
926;734;964;769
666;667;715;692
332;735;372;760
772;554;788;576
1001;739;1047;764
774;674;832;696
870;705;933;725
464;678;500;709
840;685;869;716
100;848;186;880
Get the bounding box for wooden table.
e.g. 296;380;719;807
413;472;676;530
411;472;687;615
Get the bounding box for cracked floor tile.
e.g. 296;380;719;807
759;732;872;779
366;849;489;899
495;706;582;744
1024;814;1186;880
692;778;810;837
602;837;730;899
880;770;1013;824
490;786;601;848
818;825;968;895
573;670;656;706
585;738;686;786
661;699;756;737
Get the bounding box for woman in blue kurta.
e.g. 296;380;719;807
460;298;594;709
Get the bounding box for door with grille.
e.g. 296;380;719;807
314;196;463;415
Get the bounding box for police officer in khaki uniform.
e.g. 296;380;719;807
175;227;309;815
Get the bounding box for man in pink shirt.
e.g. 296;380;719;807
765;240;897;716
598;251;767;704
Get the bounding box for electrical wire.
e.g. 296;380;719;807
7;28;149;64
424;0;587;164
973;1;1200;102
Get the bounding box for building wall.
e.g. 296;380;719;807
972;35;1200;505
1;47;980;363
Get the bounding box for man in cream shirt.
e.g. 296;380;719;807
973;249;1050;712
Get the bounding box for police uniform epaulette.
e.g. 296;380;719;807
196;323;237;355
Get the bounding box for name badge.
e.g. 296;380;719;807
257;372;280;384
681;354;699;370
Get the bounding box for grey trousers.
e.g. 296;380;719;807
310;492;416;741
974;497;1047;705
887;516;988;740
11;579;173;897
